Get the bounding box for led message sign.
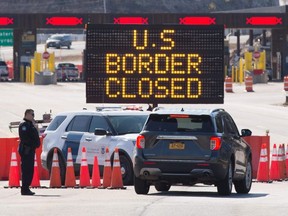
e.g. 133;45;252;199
86;24;224;104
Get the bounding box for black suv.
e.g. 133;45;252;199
46;34;72;49
133;108;252;195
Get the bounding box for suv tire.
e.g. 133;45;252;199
134;176;150;194
119;155;133;185
217;160;233;195
155;182;171;192
234;159;252;194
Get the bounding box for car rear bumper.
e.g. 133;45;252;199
133;155;228;183
66;76;79;80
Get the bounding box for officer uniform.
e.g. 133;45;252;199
18;118;40;195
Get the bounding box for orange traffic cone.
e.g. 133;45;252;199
270;144;280;181
278;144;285;180
79;147;90;187
65;148;76;188
49;148;62;188
109;148;125;189
8;147;20;187
101;147;112;188
31;154;40;187
256;143;270;182
245;76;254;92
225;76;233;93
91;156;101;188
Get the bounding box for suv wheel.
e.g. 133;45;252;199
155;182;171;192
134;175;150;194
234;159;252;194
217;160;233;195
67;45;71;49
119;155;133;185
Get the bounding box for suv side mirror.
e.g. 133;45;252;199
241;129;252;137
94;128;107;136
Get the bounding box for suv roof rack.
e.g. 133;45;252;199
96;106;123;111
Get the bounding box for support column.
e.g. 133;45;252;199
13;29;37;82
236;30;240;57
262;30;266;46
271;29;287;79
249;30;254;47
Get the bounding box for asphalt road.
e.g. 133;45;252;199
0;180;287;216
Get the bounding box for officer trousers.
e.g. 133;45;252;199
20;151;35;191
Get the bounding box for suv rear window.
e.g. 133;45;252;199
144;114;214;133
46;115;66;131
58;63;75;68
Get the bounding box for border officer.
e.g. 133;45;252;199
18;109;40;195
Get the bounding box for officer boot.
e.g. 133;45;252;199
21;187;35;196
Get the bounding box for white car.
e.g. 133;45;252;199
41;109;149;185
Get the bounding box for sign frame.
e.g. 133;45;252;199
85;24;225;104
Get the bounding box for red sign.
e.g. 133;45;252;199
253;51;260;59
246;16;282;26
46;17;83;26
179;16;216;25
253;69;263;75
114;17;148;24
42;51;50;60
0;17;14;26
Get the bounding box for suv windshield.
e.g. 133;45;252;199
107;115;148;135
50;36;62;40
144;114;214;133
46;115;67;131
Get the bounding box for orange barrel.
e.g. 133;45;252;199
245;76;254;92
225;76;233;93
284;76;288;91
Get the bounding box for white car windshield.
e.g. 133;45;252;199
107;115;148;135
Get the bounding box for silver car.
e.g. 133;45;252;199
55;63;79;81
0;61;9;81
46;34;72;49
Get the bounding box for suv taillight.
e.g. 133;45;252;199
136;135;145;149
210;137;221;150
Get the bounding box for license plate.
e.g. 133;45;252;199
169;142;185;150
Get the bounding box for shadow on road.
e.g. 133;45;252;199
148;191;268;198
33;194;61;197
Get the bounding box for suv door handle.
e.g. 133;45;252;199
85;137;92;142
61;135;67;140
